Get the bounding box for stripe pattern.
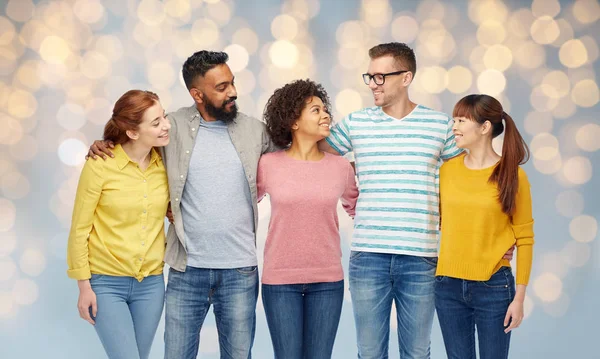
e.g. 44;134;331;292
326;105;462;256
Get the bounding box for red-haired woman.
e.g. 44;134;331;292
67;90;171;359
435;94;534;359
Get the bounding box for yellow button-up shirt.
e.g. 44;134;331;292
67;144;169;282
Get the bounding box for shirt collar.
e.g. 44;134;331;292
114;144;161;170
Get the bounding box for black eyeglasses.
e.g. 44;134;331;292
362;70;409;85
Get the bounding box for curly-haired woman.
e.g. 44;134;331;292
257;79;358;359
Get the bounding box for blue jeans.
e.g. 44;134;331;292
435;266;516;359
164;266;259;359
90;274;165;359
262;280;344;359
349;251;437;359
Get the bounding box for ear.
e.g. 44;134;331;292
481;120;492;135
189;88;204;105
291;121;299;131
403;71;414;86
126;129;139;141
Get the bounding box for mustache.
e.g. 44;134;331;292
224;97;237;105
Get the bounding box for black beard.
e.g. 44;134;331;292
204;97;238;123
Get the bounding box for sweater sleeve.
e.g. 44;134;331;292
341;161;359;218
512;169;534;285
257;156;267;202
66;159;105;280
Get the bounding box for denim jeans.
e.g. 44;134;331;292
262;280;344;359
164;266;259;359
349;251;437;359
90;274;165;359
435;266;516;359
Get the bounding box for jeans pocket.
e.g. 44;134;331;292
481;267;510;288
420;256;438;267
349;251;364;261
435;275;445;283
235;266;258;275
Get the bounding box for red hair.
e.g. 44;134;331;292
103;90;160;145
453;94;530;216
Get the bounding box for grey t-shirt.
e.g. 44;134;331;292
180;118;256;268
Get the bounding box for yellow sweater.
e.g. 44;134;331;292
437;154;534;285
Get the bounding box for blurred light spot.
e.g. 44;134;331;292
483;45;512;71
12;279;39;306
576;124;600;152
532;0;561;17
523;295;534;319
148;62;176;90
562;241;591;269
297;44;314;67
362;0;392;28
0;199;16;232
137;0;166;26
524;111;553;135
7;89;37;119
80;51;111;80
0;115;23;145
533;153;562;174
419;66;447;94
539;252;570;279
445;66;473;94
336;21;369;47
418;21;456;63
233;28;259;55
165;0;192;19
580;36;599;64
541;71;570;99
562;156;592;185
0;258;16;281
9;135;38;161
416;0;446;21
20;249;47;277
569;215;598;243
508;8;534;39
133;22;163;48
477;69;505;96
206;1;232;26
39;35;72;64
94;35;124;62
552;96;577;119
73;0;105;24
38;62;68;88
57;103;86;131
235;69;256;96
514;42;546;69
271;15;298;41
572;0;600;24
14;60;42;91
542;294;570;318
551;19;574;48
270;41;298;69
0;16;16;46
468;0;509;25
338;47;368;70
2;172;30;199
391;15;419;44
224;44;249;72
530;16;560;45
6;0;34;22
530;133;559;160
50;232;68;260
191;19;219;47
555;190;584;218
533;273;562;302
530;86;558;112
336;89;363;115
477;21;505;45
0;292;16;317
104;76;132;103
559;39;588;68
571;79;599;108
58;138;88;167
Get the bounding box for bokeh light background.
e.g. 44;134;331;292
0;0;599;357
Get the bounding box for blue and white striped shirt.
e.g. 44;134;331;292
326;105;462;257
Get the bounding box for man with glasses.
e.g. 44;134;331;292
319;42;460;358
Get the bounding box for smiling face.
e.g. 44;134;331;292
192;63;238;122
126;101;171;147
292;96;331;142
365;55;412;108
452;116;491;150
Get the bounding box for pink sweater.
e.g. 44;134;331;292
257;151;358;285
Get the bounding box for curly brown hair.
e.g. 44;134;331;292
263;79;332;148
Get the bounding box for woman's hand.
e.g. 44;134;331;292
504;297;524;333
77;280;97;325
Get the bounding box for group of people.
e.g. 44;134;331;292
67;42;534;359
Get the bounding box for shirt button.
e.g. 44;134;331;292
191;128;196;131
180;175;184;179
175;198;179;201
144;194;147;198
186;150;190;154
139;257;143;261
142;226;146;229
141;242;145;246
143;179;146;183
143;210;146;213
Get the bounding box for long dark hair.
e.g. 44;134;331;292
103;90;160;145
453;94;530;216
